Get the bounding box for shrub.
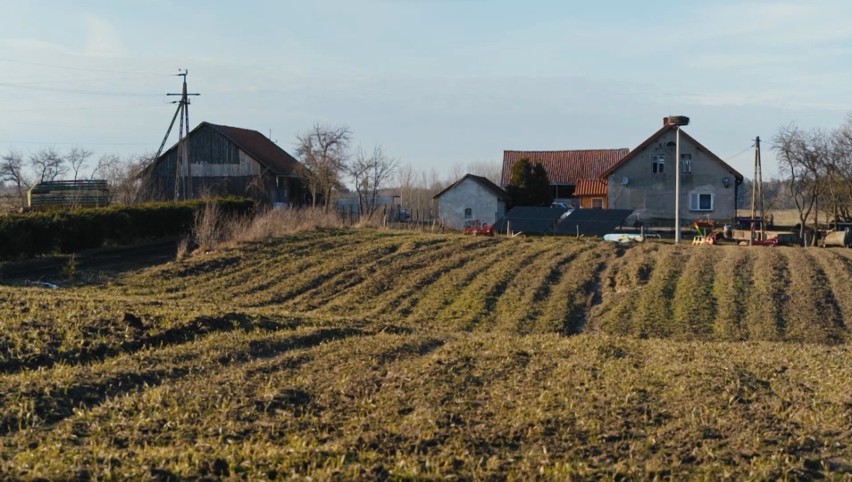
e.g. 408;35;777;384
0;197;254;260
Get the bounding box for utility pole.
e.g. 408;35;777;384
668;115;690;244
749;137;765;245
165;70;199;200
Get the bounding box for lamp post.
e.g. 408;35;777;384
668;115;690;244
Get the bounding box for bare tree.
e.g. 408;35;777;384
773;124;828;244
295;124;352;211
828;115;852;223
395;163;446;221
349;146;398;217
0;150;30;210
30;147;67;183
89;153;118;181
103;154;148;205
66;147;93;181
465;160;502;185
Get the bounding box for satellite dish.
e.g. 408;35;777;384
621;177;629;186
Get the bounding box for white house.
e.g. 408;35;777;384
434;174;509;230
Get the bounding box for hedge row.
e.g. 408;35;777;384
0;197;255;260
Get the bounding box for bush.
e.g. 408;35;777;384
0;197;255;260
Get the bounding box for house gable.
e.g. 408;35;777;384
604;122;743;223
435;174;508;230
601;124;743;181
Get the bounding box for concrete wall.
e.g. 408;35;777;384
438;178;506;230
607;130;738;224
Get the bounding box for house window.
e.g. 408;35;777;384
652;155;665;174
591;197;604;209
464;208;472;219
681;153;692;173
689;192;713;211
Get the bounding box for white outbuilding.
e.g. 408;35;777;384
434;174;510;231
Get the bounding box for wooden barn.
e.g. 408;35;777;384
140;122;306;205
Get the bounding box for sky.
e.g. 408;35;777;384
2;0;852;180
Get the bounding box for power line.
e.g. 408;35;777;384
0;82;165;97
0;104;164;114
0;57;167;76
723;144;755;162
0;73;169;87
0;140;153;147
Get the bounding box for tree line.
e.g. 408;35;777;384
773;115;852;241
0;147;149;211
0;125;504;218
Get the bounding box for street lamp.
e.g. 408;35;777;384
667;115;690;244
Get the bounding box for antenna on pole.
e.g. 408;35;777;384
166;70;200;200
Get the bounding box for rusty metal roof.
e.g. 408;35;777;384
572;179;608;197
501;149;629;186
207;123;303;176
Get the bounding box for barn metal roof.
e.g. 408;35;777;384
149;122;303;177
206;123;303;176
555;209;634;237
494;206;567;235
500;149;629;186
495;206;634;237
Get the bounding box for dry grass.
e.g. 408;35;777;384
0;230;850;480
186;205;348;257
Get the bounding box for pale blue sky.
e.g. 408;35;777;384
2;0;852;178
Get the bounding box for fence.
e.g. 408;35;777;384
336;205;442;230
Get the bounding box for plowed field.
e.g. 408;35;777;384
0;230;849;480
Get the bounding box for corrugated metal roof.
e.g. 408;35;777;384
555;209;634;236
572;179;608;197
494;206;567;234
208;123;303;176
501;149;629;186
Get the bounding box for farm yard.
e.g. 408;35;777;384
0;229;850;480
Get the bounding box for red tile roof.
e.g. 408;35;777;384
501;149;629;186
572;179;608;197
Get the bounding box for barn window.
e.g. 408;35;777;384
652;155;665;174
464;208;472;219
689;192;713;211
681;153;692;173
591;198;604;209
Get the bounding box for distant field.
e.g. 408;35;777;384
738;208;828;227
0;230;849;479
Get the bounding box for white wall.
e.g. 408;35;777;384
437;178;505;230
